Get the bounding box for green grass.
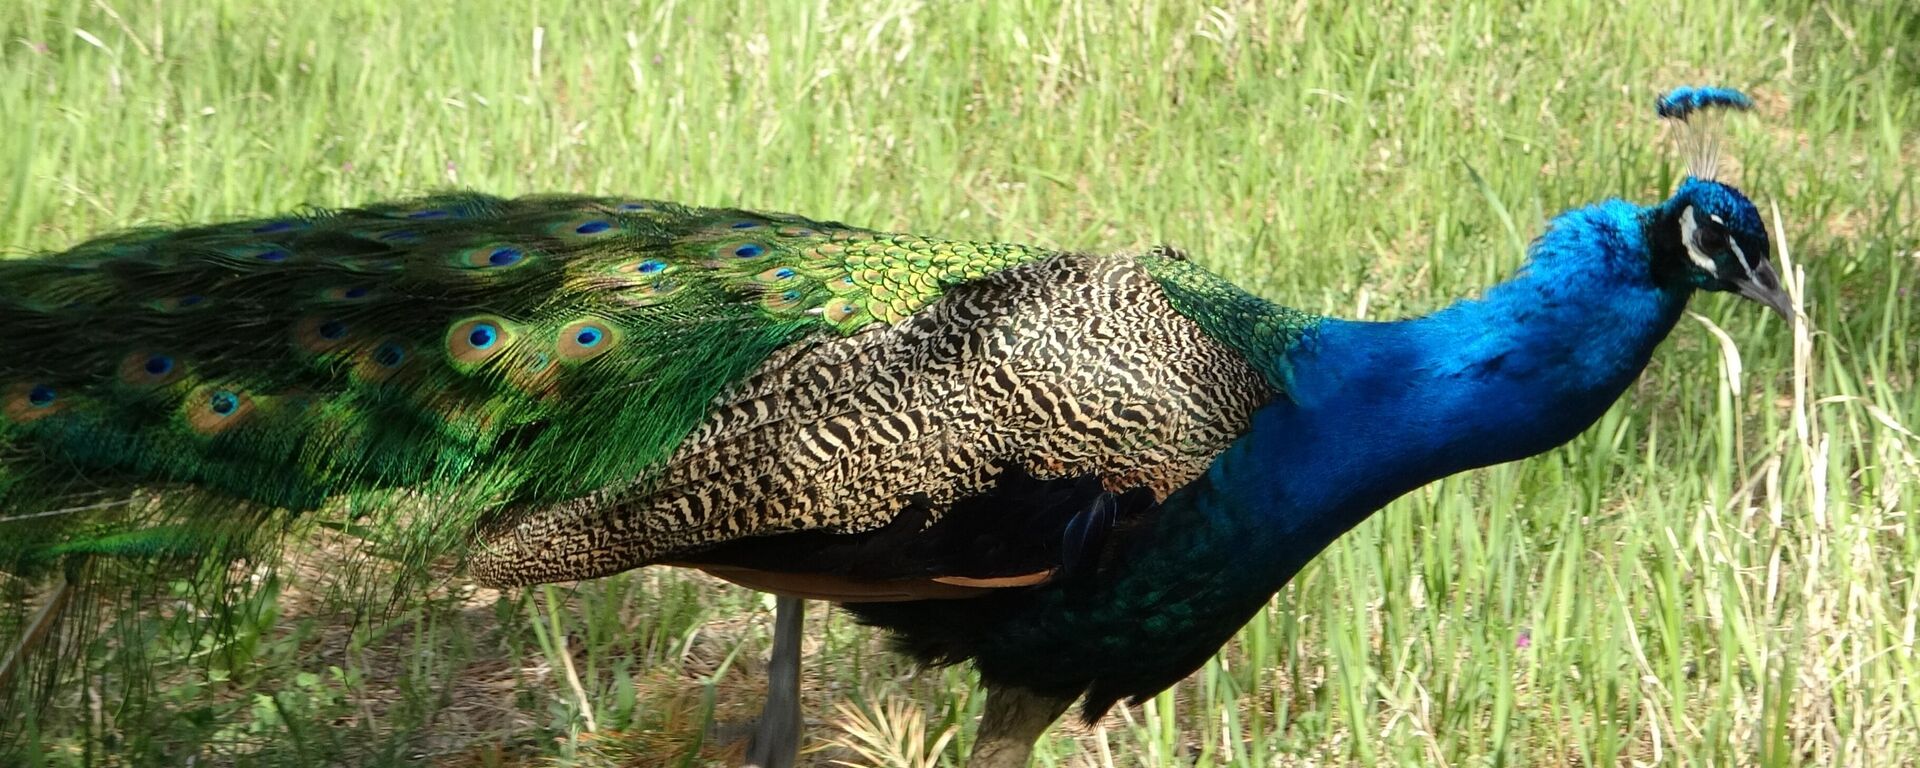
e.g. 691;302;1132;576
3;0;1916;765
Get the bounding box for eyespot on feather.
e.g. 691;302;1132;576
715;241;771;261
556;320;618;361
293;315;355;354
756;266;799;284
621;277;686;306
623;258;671;276
821;297;863;325
321;286;375;302
761;287;808;312
185;386;254;434
823;272;862;295
551;217;619;238
354;339;415;382
118;352;183;386
4;383;68;423
447;317;514;366
453;244;530;270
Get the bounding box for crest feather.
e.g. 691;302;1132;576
1656;86;1753;181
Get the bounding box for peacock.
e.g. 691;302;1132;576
0;87;1787;766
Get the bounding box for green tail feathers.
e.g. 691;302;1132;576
0;192;1057;717
2;193;1055;569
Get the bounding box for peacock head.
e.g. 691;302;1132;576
1645;86;1791;320
1650;176;1789;319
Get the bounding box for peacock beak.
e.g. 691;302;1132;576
1732;258;1794;322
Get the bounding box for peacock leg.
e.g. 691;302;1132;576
964;685;1073;768
744;595;804;768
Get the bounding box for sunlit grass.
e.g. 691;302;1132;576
3;0;1915;765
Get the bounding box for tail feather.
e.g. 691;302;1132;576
0;191;1061;739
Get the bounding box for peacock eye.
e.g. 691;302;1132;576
1693;222;1730;253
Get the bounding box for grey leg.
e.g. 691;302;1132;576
965;685;1073;768
744;595;804;768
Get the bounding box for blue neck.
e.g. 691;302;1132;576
1213;200;1690;559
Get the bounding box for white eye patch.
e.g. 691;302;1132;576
1678;205;1720;276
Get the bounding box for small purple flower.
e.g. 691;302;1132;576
341;161;355;173
1516;629;1532;649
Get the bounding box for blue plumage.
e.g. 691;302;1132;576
850;196;1719;718
1657;86;1754;120
849;90;1787;759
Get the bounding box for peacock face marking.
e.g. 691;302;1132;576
1657;178;1789;319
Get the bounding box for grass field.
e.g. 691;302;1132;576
3;0;1917;765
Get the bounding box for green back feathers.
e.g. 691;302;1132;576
0;193;1057;576
1140;254;1320;392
